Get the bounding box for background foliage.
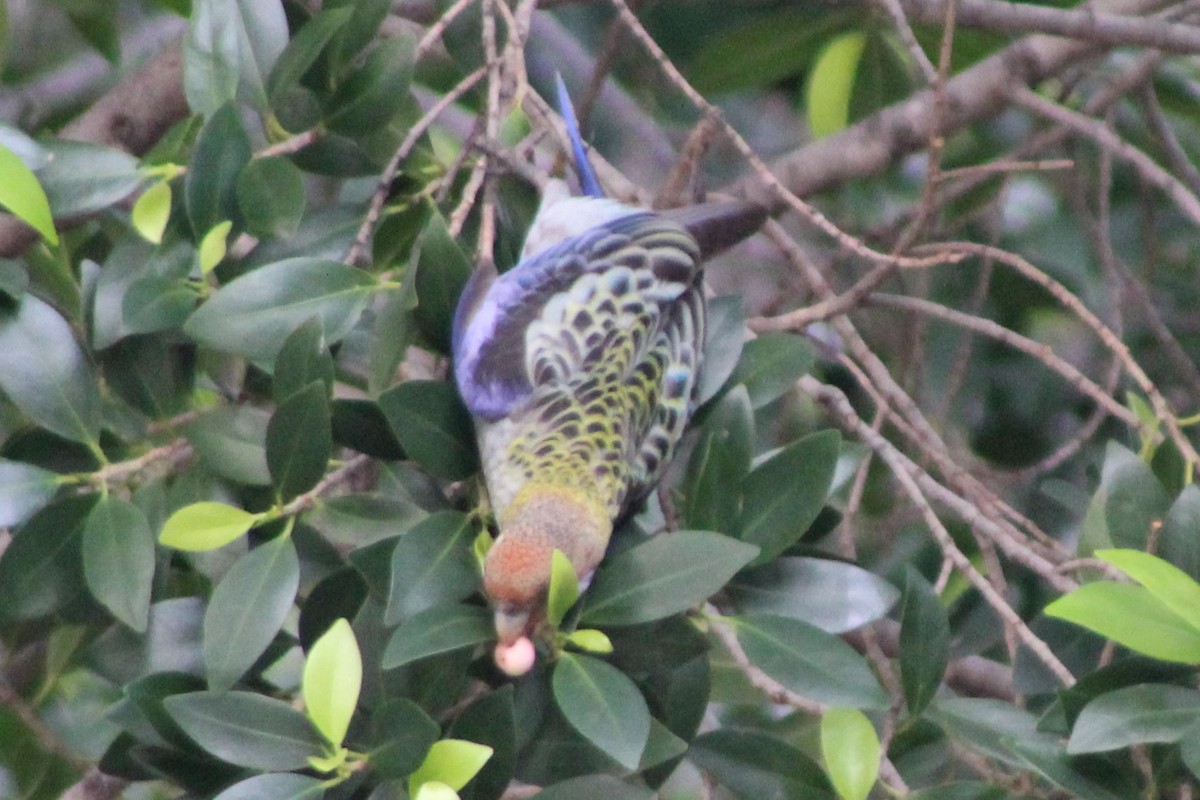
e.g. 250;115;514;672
2;0;1200;798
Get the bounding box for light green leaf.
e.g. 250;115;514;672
414;782;458;800
821;708;879;800
546;549;581;629
566;629;613;655
198;220;232;274
159;501;260;551
807;31;867;138
303;618;362;747
552;653;650;771
408;739;494;796
1096;548;1200;633
1044;582;1200;663
0;142;58;244
132;180;172;244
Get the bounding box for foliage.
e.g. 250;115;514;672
1;1;1200;799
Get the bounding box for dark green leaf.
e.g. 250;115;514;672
184;104;252;237
0;258;29;301
326;33;416;134
533;776;655;800
184;0;288;115
237;156;306;239
552;653;650;771
213;773;325;800
931;698;1040;766
185;406;272;485
1067;683;1200;753
102;335;193;419
325;0;391;76
683;386;753;534
368;698;440;779
123;276;197;334
581;531;758;626
385;511;478;624
331;398;406;460
689;729;834;800
82;496;155;632
728;557;898;632
378;379;478;481
273;318;334;403
0;495;95;621
899;567;949;716
696;296;745;405
267;381;331;500
306;492;425;548
1101;442;1170;550
37;140;141;217
1004;734;1131;800
733;614;887;708
412;209;473;354
87;597;206;684
382;603;493;669
1159;484;1200;581
0;459;60;526
449;685;517;800
0;293;101;446
203;535;299;689
164;690;324;770
726;333;814;409
739;429;839;564
266;7;353;105
184;257;377;366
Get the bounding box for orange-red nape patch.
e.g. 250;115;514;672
483;536;554;604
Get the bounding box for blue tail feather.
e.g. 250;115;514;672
554;73;604;198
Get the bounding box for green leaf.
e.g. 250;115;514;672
728;557;898;633
213;773;325;800
0;495;95;622
36;140;141;217
266;7;353;106
385;511;479;624
533;776;656;800
198;220;232;274
1044;581;1200;663
552;653;650;771
412;209;473;354
1101;441;1171;550
807;31;867;138
413;782;457;800
0;294;101;447
898;567;949;716
582;531;758;626
0;459;60;526
132;179;172;244
378;379;478;481
204;534;299;689
1004;733;1133;800
1067;683;1200;753
447;686;517;800
0;142;58;244
1096;548;1200;633
184;257;378;366
820;708;879;800
303;618;362;748
267;381;332;500
237;156;305;239
567;629;613;655
1160;484;1200;582
408;739;494;796
185;105;251;236
696;295;745;405
123;275;197;334
184;0;288;115
82;496;155;632
368;698;440;779
0;258;29;302
185;406;272;486
739;430;839;564
382;604;493;669
164;690;324;770
684;386;753;534
274;317;334;403
547;549;581;629
326;33;416;134
726;333;814;409
159;501;260;552
733;614;887;708
689;729;835;800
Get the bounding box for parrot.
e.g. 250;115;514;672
451;78;766;674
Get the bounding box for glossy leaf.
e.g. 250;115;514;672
378;379;478;481
533;776;656;800
303;618;362;747
1067;683;1200;753
164;690;324;770
696;295;744;405
408;739;494;796
1160;484;1200;581
726;332;813;409
185;105;252;235
213;773;324;800
567;629;613;655
0;459;60;526
1101;441;1171;550
0;495;95;622
385;511;479;624
327;33;416;134
684;386;753;534
689;729;835;800
1004;734;1132;800
82;496;155;632
382;604;492;669
728;557;898;633
899;567;949;716
185;406;272;486
807;31;866;138
266;7;353;105
184;257;377;366
132;179;172;244
581;531;759;626
159;501;260;552
369;698;440;779
1044;581;1200;663
734;614;887;708
412;209;473;354
739;429;840;564
274;317;334;402
266;381;332;500
1096;548;1200;633
546;549;581;629
0;141;58;244
204;534;299;689
237;156;305;239
123;275;197;334
184;0;288;115
553;653;650;771
447;686;516;800
0;294;101;446
820;708;879;800
36;140;141;217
